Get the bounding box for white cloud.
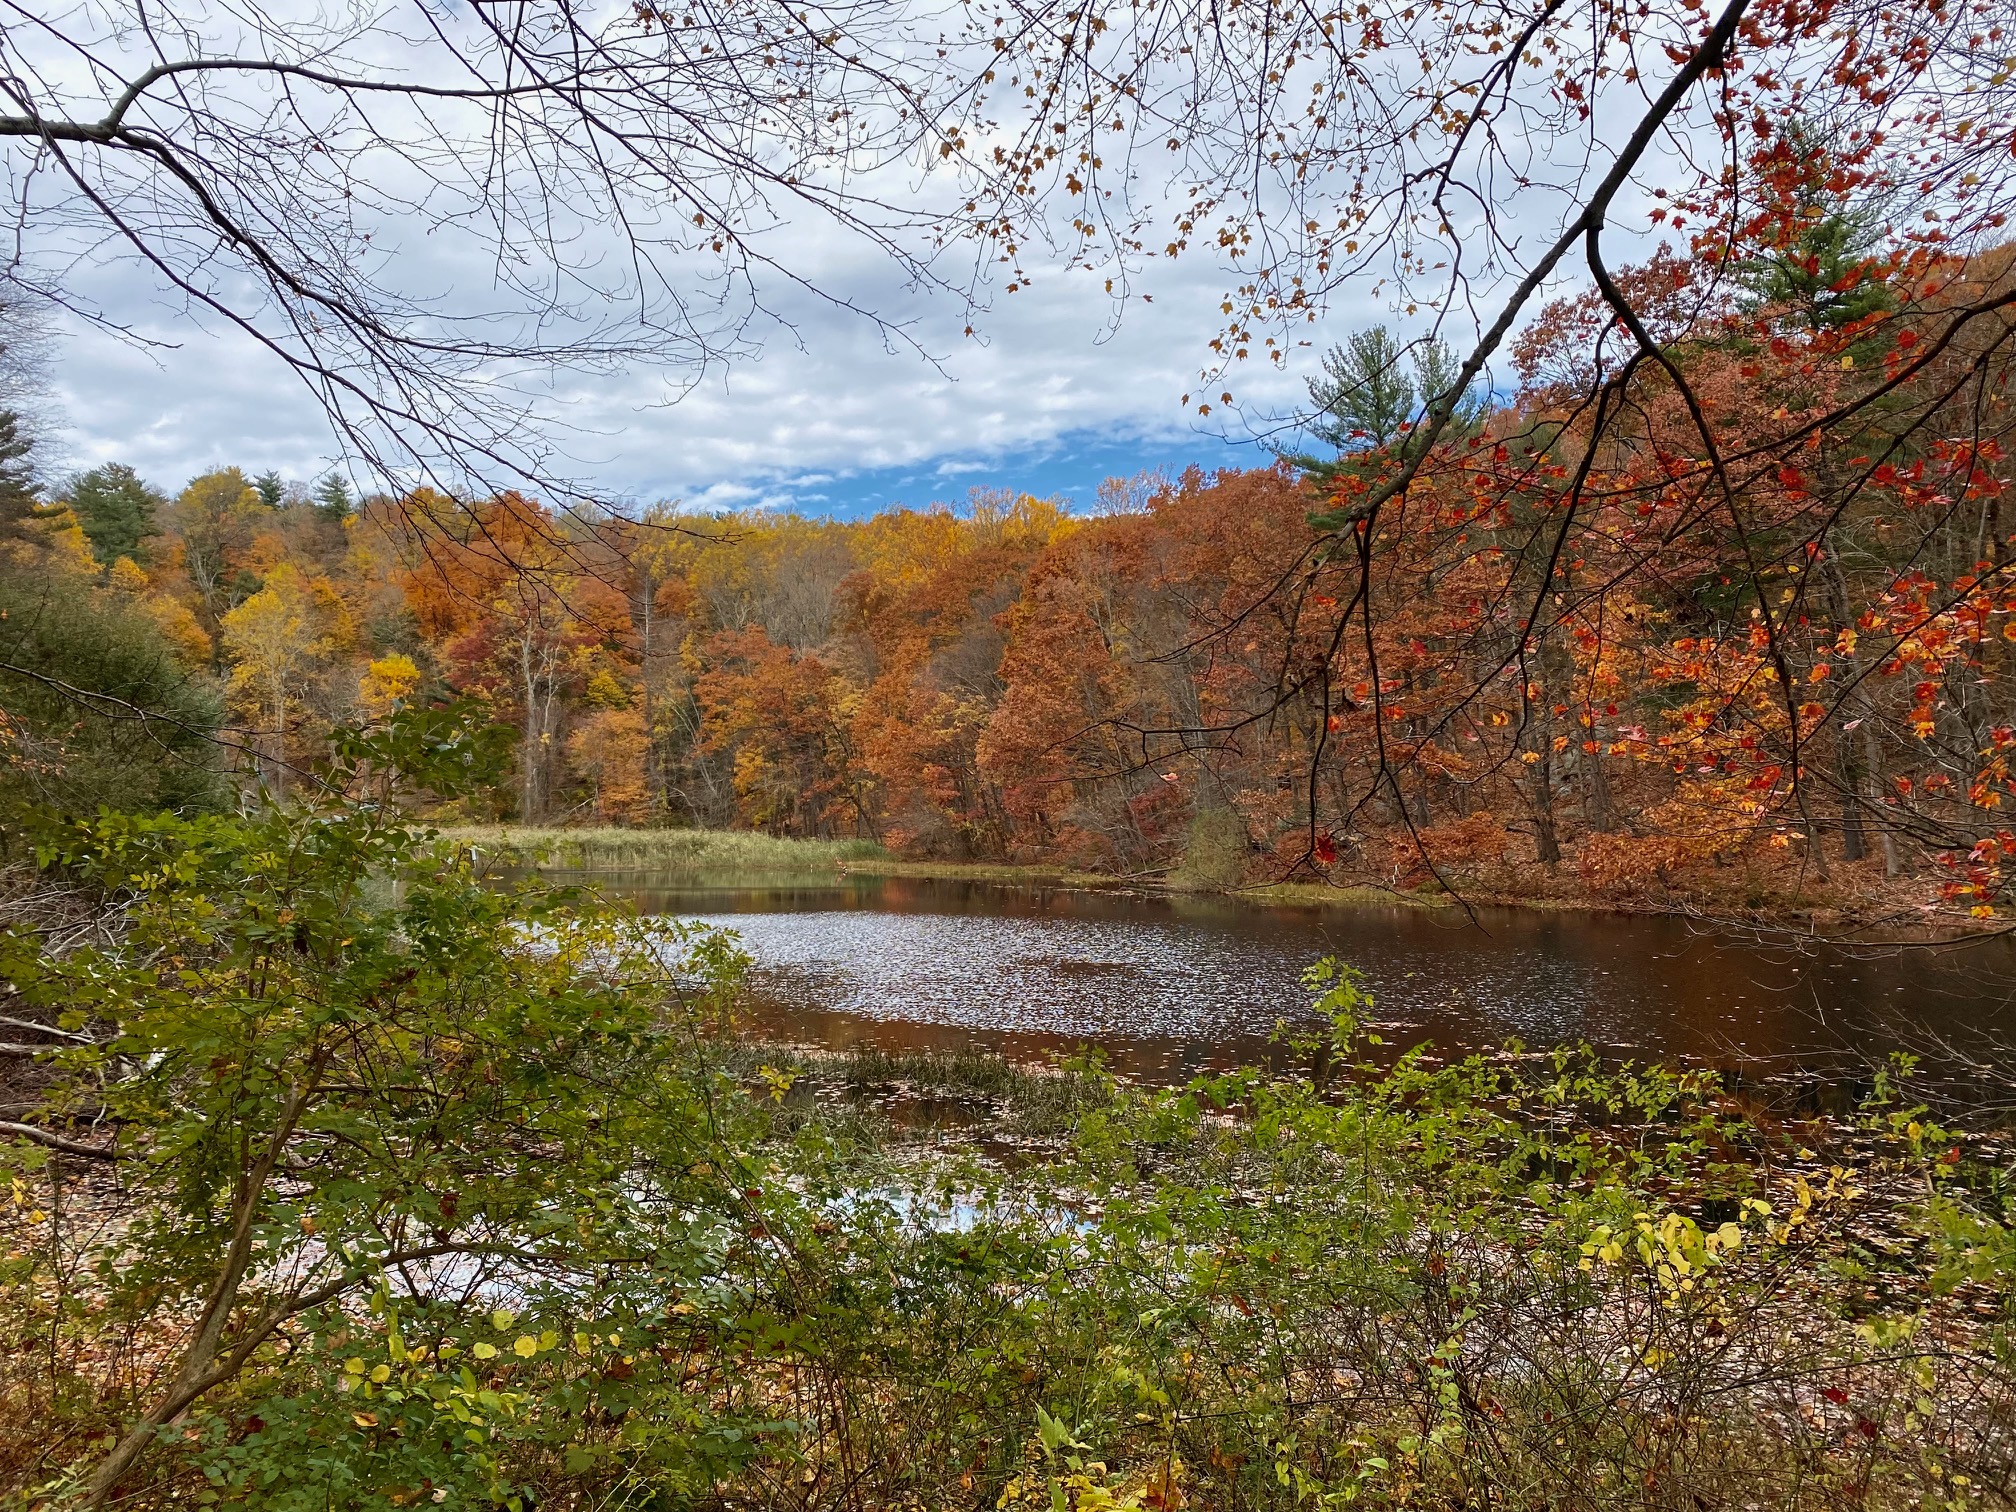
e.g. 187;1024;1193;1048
41;189;1355;506
23;0;1692;511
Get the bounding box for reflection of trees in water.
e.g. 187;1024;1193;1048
646;877;2016;1096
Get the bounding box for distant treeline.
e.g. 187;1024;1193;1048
8;240;2016;921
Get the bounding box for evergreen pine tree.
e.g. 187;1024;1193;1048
1735;123;1895;341
1307;326;1415;452
1287;327;1485;488
313;472;355;522
66;463;166;565
253;469;286;508
1740;205;1894;335
0;410;52;540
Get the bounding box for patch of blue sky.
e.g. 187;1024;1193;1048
711;423;1286;520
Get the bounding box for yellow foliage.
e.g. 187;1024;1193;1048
143;594;213;666
220;564;353;787
358;652;423;717
46;522;100;578
221;566;340;699
106;556;151;595
99;554;213;664
2;516;99;579
583;667;631;710
177;468;264;522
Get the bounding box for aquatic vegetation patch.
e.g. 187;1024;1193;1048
445;824;890;875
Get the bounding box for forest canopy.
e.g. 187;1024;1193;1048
8;198;2016;928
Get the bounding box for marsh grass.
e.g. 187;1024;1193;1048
730;1041;1118;1142
442;825;890;873
440;826;1450;902
838;857;1123;884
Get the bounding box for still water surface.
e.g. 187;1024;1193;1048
585;873;2016;1085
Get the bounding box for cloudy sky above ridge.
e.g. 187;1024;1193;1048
43;216;1329;518
15;0;1688;522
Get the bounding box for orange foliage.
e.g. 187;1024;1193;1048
95;224;2016;920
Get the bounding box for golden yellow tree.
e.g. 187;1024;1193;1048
219;564;349;793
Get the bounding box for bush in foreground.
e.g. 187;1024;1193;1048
3;716;2014;1509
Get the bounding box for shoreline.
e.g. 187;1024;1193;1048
839;858;2003;944
448;825;2005;945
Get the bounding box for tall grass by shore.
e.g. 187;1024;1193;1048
442;825;1439;897
442;824;890;873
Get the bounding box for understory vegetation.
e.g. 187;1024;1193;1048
4;711;2016;1511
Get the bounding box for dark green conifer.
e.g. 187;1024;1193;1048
313;471;355;522
66;462;166;565
0;410;45;538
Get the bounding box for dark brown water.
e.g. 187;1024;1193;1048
585;872;2016;1091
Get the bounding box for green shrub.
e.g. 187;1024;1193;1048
5;728;2015;1510
0;562;224;818
1173;805;1249;888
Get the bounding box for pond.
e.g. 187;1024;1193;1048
584;872;2016;1092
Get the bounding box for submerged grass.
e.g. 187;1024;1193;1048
729;1040;1118;1142
1233;880;1451;909
827;1044;1116;1136
448;826;1131;888
441;824;890;873
437;827;1494;909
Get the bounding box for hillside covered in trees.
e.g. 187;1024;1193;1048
7;225;2016;923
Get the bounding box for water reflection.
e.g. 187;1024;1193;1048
576;872;2016;1084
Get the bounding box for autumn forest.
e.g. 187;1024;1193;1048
10;207;2016;927
17;0;2016;1505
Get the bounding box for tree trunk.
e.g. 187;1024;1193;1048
1533;765;1561;866
639;586;658;819
1793;775;1832;884
1864;720;1902;877
268;685;286;800
1583;734;1618;833
80;1069;320;1506
1837;731;1867;863
1525;656;1562;867
1819;535;1899;877
519;635;544;824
